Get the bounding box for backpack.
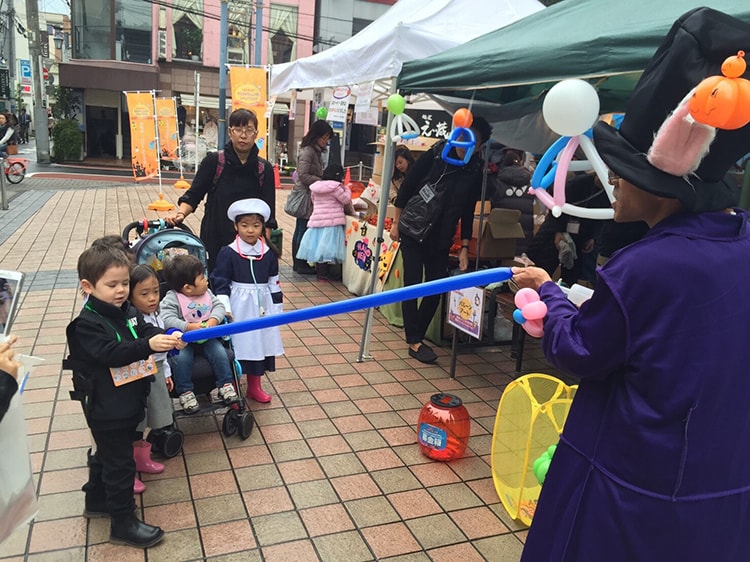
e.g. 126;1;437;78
211;150;267;193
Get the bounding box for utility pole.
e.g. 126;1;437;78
24;0;50;163
254;1;262;66
217;0;228;148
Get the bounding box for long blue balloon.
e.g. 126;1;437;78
181;267;513;343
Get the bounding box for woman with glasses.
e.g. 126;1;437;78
168;108;276;273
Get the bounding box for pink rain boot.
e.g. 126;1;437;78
246;375;271;403
134;477;146;494
134;441;164;474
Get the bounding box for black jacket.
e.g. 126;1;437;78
66;296;163;430
395;140;484;251
178;141;276;270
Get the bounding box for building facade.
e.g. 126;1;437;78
58;0;394;162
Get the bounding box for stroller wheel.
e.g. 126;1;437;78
238;411;255;440
222;410;239;437
160;428;185;458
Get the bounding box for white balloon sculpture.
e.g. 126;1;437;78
529;79;615;220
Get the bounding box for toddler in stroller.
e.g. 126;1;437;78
126;221;254;440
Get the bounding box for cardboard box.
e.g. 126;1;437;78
475;201;492;215
468;208;525;259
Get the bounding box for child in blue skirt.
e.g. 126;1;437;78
296;164;352;281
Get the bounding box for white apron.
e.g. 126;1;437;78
229;281;284;360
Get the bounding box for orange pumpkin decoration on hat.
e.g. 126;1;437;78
689;50;750;130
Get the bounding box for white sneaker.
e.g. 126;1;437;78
179;391;199;413
218;383;238;404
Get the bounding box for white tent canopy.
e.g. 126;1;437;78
270;0;544;96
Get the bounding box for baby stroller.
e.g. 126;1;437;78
123;219;256;452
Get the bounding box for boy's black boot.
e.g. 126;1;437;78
110;513;164;548
82;449;108;518
316;262;329;280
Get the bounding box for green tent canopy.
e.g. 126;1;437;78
397;0;750;113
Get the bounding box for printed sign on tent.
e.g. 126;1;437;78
448;287;484;339
354;81;374;114
328;86;351;123
125;91;159;181
230;66;268;158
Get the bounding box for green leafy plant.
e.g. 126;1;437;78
50;118;83;162
182;27;202;58
51;86;80;120
14;84;26;112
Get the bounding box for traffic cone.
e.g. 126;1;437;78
273;163;281;189
344;166;351;186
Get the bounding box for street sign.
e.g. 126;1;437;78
43;68;49;81
19;60;32;85
0;69;10;99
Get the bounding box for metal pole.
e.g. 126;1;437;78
255;1;263;66
24;0;50;163
218;0;229;149
194;71;201;171
0;158;8;210
357;81;397;362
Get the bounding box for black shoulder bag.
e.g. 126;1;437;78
398;166;456;243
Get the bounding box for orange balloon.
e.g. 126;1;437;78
689;75;750;130
453;108;474;129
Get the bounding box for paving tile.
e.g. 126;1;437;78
140;476;191;507
306;434;352;457
34;490;84;521
426;542;487;562
184;451;231;475
357;448;405;471
473;534;526;562
25;547;87;561
331;472;381;501
360;522;421;559
410;463;462;487
428;483;484;511
298;503;355;537
227;444;274;468
28;517;87;553
261;539;318;562
318;452;366;478
189;469;239;499
142;500;197;532
388;489;443;520
194;493;248;525
243;486;295;517
181;431;226;454
313;530;375;562
200;520;256;558
371;467;423;494
260;422;303;443
287;479;339;509
343;430;388;451
277;458;325;484
406;513;467;550
251;511;307;546
267;439;313;462
345;496;400;528
38;467;88;496
86;541;146;561
234;464;283;491
146;528;204;562
296;418;339;438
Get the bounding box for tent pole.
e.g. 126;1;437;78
357;81;397;362
475;140;491;270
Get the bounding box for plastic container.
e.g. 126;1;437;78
417;393;471;461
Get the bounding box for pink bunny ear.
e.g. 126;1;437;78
647;92;715;177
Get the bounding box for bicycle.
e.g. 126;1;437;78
2;156;29;185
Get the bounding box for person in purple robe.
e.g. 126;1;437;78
512;8;750;561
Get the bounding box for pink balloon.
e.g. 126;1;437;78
553;136;579;208
529;186;556;213
522;301;548;321
523;318;544;338
514;287;540;308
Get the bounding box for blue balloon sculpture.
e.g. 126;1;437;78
441;127;476;166
181;268;513;343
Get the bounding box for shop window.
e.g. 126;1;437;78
172;0;204;61
268;4;297;64
115;0;152;63
73;0;112;59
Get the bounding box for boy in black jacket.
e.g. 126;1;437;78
66;244;184;548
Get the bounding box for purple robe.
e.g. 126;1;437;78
521;210;750;561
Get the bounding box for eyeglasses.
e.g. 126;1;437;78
230;126;257;136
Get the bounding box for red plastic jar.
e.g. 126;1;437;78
417;393;471;461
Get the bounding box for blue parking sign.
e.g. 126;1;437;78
19;60;31;79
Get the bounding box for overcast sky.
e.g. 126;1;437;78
39;0;69;16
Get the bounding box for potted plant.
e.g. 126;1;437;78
182;28;202;60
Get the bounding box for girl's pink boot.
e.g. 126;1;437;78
134;441;165;474
246;376;272;403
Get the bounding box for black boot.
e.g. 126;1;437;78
82;449;108;518
110;513;164;548
316;263;329;280
292;241;317;275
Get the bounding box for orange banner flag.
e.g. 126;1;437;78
126;92;159;181
229;66;268;159
155;98;179;161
